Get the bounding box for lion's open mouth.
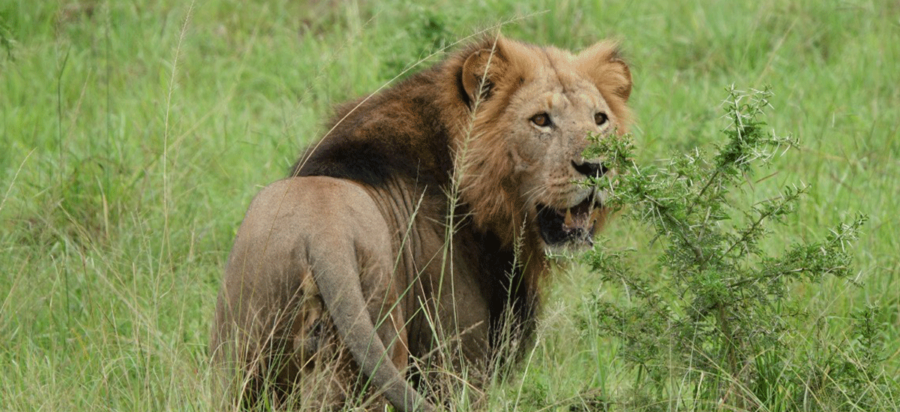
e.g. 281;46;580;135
536;191;603;248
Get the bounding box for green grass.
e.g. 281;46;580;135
1;0;898;410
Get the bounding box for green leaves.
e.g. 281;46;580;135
577;87;889;409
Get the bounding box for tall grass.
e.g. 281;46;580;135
1;0;898;410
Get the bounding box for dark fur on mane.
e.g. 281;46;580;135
290;67;454;191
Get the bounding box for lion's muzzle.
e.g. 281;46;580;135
536;190;604;248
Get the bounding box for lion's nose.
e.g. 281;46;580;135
572;160;608;177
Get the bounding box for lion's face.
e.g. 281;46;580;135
459;38;632;250
506;74;620;249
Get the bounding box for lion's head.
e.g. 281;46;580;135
453;37;633;250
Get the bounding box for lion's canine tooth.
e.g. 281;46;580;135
564;208;574;227
589;207;601;226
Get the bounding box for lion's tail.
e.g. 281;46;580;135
309;237;432;412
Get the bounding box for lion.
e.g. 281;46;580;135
210;35;632;411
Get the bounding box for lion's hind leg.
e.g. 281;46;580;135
212;177;427;411
212;272;353;411
246;272;347;410
281;266;410;411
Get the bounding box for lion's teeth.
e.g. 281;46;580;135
564;208;574;227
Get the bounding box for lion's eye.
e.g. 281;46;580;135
595;112;609;126
531;113;552;127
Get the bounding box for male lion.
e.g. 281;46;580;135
210;36;632;411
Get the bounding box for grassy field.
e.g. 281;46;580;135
1;0;898;410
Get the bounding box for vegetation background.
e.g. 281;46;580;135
1;0;897;410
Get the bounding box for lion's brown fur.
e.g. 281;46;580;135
212;35;633;411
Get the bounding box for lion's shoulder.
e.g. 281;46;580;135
290;70;458;190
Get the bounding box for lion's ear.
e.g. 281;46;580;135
462;45;506;103
576;41;632;102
